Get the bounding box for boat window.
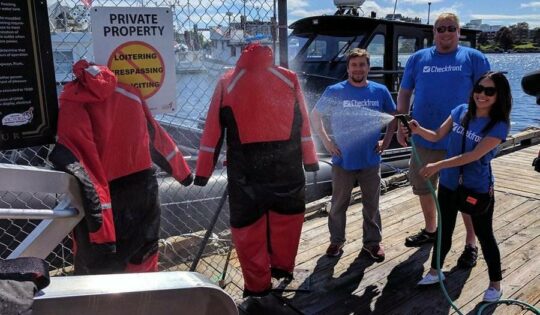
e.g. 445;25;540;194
366;34;385;68
288;34;363;62
307;40;327;59
459;40;472;47
288;35;310;60
397;36;416;69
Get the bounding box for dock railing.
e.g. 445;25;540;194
0;163;83;260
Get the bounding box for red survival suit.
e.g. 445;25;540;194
194;44;319;296
50;60;192;274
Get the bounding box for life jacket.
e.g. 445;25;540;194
50;60;192;252
195;44;318;186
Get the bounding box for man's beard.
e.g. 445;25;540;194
350;74;365;83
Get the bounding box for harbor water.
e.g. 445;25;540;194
174;53;540;135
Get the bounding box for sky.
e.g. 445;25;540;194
288;0;540;28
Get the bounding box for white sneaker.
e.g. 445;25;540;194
483;287;502;302
417;272;445;285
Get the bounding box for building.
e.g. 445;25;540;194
207;19;274;66
384;14;422;24
48;2;90;32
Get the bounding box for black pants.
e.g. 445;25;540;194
74;169;160;275
431;185;502;282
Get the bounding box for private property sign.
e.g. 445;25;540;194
91;7;175;113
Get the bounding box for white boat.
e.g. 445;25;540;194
175;44;206;73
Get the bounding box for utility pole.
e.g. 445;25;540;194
226;11;232;26
427;2;432;24
392;0;398;19
278;0;287;67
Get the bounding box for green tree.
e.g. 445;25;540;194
509;22;529;44
495;26;513;51
478;32;489;45
533;27;540;45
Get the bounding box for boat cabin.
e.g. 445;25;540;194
288;13;480;108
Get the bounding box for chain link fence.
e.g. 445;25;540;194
1;0;279;300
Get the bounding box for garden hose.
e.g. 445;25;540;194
407;134;540;315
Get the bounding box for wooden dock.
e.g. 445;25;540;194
235;143;540;314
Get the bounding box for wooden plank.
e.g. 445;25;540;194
224;143;540;310
310;201;539;315
285;198;538;314
347;212;540;315
515;275;540;315
456;238;540;315
294;189;528;277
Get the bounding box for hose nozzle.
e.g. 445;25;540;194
395;114;412;134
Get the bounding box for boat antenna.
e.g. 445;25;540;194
392;0;398;19
427;2;432;24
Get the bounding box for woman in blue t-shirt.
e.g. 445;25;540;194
402;71;512;303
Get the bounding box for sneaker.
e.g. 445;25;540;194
482;287;502;302
405;229;436;247
417;272;445;286
326;243;344;257
457;244;478;268
362;244;385;262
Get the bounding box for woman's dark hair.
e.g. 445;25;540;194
464;71;512;133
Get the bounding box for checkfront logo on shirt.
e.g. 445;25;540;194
452;122;483;143
423;65;463;73
342;99;379;108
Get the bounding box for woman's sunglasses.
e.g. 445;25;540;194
435;25;457;33
473;84;497;96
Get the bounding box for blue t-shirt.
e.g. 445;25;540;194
401;46;491;150
439;104;509;192
314;80;396;170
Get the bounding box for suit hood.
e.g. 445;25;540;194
60;60;117;103
236;43;274;69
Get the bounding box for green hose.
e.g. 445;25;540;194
409;137;540;315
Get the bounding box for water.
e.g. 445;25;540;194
324;105;396;149
487;53;540;134
174;53;540;135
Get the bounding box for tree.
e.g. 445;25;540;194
478;32;489;45
509;22;529;44
533;27;540;46
495;27;513;51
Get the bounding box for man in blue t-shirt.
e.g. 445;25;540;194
396;13;491;268
311;48;397;262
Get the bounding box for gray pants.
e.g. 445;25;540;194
328;165;382;246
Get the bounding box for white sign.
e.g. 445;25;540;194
91;7;176;113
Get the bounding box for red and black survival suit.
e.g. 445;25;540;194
50;60;192;274
194;44;319;296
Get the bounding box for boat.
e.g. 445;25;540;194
174;43;206;73
287;0;481;175
204;23;275;70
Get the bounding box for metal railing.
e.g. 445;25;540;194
0;163;83;265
